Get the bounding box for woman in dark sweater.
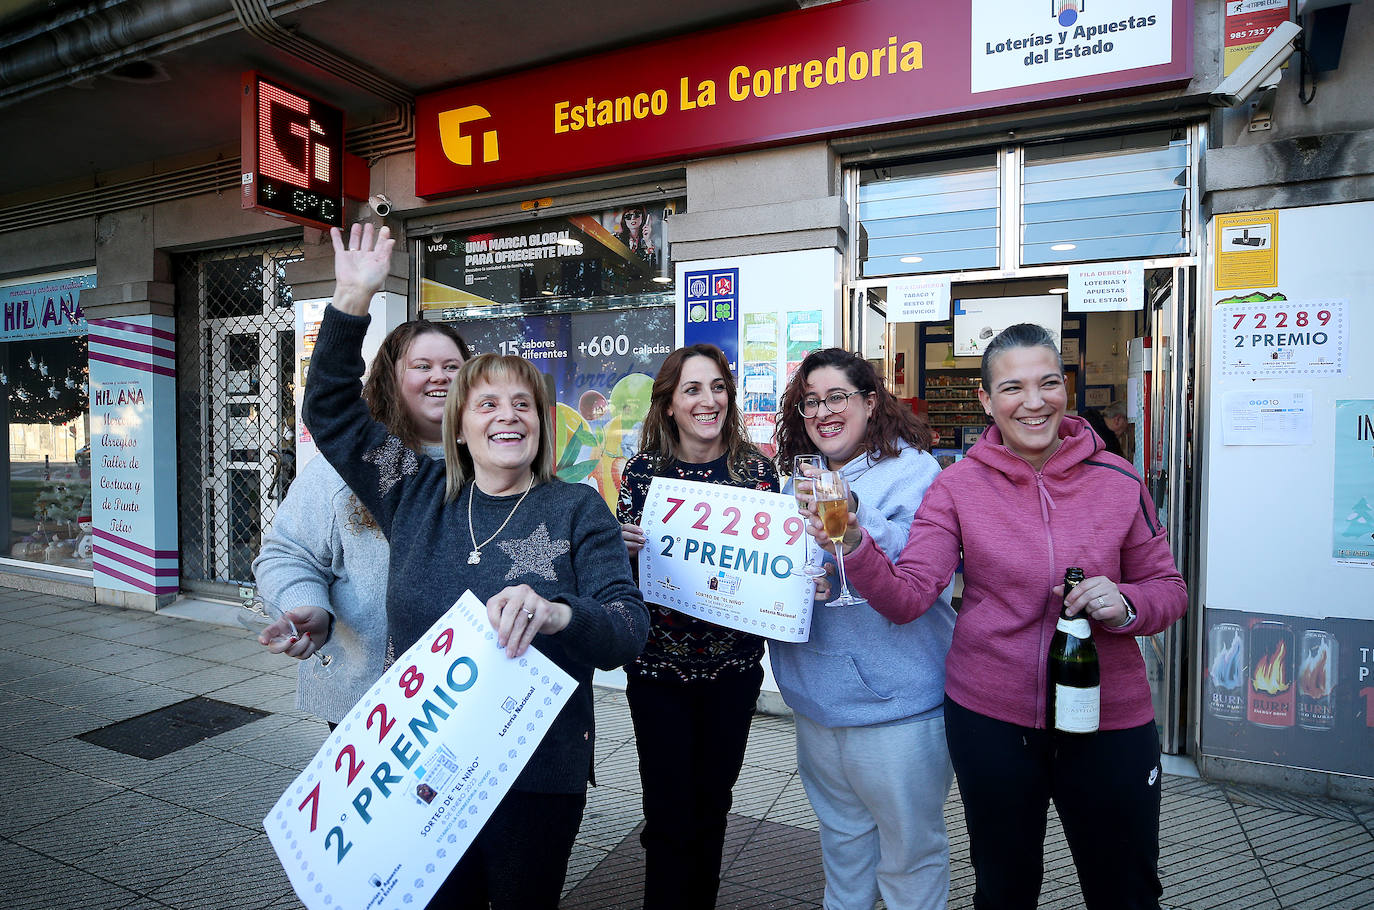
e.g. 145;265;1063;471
303;223;648;909
616;343;778;910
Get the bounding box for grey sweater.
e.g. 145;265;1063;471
769;442;956;727
303;306;649;793
252;445;442;724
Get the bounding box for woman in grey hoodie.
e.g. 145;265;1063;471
771;348;957;910
252;318;469;727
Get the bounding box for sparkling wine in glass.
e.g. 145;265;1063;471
792;455;824;511
813;471;866;606
792;455;826;578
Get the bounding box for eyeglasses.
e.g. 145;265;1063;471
797;389;868;418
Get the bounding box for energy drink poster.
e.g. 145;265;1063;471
1332;399;1374;568
1201;608;1374;778
448;307;674;510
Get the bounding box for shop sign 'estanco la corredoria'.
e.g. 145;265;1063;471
415;0;1193;198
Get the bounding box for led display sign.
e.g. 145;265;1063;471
241;72;344;230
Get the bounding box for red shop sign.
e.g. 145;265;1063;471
416;0;1192;198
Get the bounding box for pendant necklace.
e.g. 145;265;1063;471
467;475;535;565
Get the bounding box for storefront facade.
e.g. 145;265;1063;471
1;0;1370;797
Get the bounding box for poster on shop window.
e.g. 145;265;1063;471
677;249;839;453
638;477;817;642
419;203;681;512
1332;399;1374;568
446;308;674;512
264;591;574;910
1200;608;1374;779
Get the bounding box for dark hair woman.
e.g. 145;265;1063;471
818;324;1187;909
362;320;471;452
771;347;956;910
615;343;778;909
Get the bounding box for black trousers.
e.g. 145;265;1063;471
430;787;586;909
943;696;1163;910
626;664;764;910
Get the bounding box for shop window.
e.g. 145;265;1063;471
857;154;1000;277
4;335;92;569
1021;130;1189;265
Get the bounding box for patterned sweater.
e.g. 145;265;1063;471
303;306;649;793
617;451;777;682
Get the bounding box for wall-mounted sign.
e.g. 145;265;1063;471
1214;210;1279;291
1222;0;1291;76
1;272;94;341
415;0;1192;197
241;72;344;230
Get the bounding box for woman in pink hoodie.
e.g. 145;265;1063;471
815;323;1187;910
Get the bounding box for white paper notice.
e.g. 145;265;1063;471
265;592;575;910
1222;389;1314;445
888;276;951;323
1068;262;1143;312
638;477;815;642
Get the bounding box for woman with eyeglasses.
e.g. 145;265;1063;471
771;348;957;910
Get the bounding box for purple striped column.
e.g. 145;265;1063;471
88;316;179;604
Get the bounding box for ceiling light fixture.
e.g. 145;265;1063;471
1049;286;1069;294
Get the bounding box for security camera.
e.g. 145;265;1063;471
368;194;393;217
1209;21;1302;107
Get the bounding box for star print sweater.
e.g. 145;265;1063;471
303;306;649;794
616;451;777;682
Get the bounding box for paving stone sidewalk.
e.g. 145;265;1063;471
1;588;1371;909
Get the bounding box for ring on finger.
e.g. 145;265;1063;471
525;611;535;620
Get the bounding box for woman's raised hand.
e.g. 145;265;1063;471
329;223;395;315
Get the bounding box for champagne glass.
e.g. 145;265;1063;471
792;455;826;578
237;586;335;679
792;455;824;511
812;471;866;606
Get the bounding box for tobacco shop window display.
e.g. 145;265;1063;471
5;336;93;569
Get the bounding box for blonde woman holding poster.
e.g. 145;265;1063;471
304;223;648;909
616;343;777;910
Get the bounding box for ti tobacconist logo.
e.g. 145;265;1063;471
438;105;500;166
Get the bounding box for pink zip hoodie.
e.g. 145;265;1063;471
843;415;1187;730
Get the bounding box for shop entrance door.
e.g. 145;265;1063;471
850;269;1197;753
175;242;301;594
1137;266;1197;754
205;321;295;583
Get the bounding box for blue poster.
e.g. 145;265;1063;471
450;307;674;512
1332;399;1374;567
683;268;740;372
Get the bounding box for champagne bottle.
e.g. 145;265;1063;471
1048;567;1099;733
